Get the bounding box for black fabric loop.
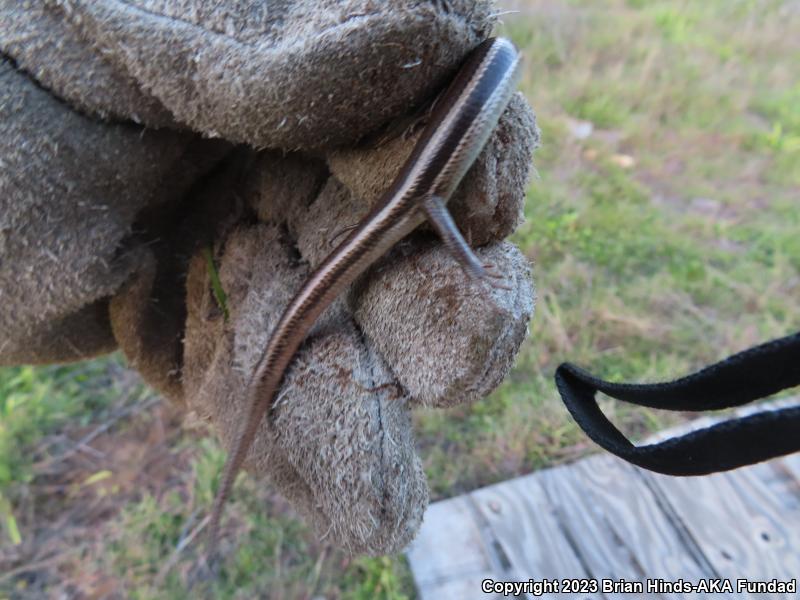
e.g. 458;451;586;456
555;332;800;476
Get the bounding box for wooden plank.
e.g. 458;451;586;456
781;453;800;483
412;573;502;600
408;400;800;600
749;459;800;512
406;495;500;600
537;455;712;600
643;460;800;593
469;474;603;600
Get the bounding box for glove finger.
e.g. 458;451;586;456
328;93;540;247
55;0;496;149
108;145;240;406
0;1;175;126
273;323;428;555
293;100;538;407
288;184;534;410
0;56;222;365
354;239;534;408
183;223;427;554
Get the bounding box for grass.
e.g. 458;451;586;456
0;360;415;598
1;0;798;596
416;0;800;496
0;361;127;549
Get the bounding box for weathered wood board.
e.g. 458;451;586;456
643;462;800;590
782;452;800;483
406;496;498;594
536;456;712;600
469;473;603;599
407;399;800;600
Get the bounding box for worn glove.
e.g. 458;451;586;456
0;0;538;554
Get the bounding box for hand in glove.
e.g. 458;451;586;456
0;0;538;554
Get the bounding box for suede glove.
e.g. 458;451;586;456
0;0;538;554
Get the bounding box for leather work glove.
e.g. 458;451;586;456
0;0;538;554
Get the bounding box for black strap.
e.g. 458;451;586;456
555;332;800;476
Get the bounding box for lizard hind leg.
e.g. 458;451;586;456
422;195;510;291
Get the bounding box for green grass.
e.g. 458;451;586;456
418;0;800;493
204;245;230;322
99;437;414;598
2;0;798;596
0;361;128;548
0;360;413;598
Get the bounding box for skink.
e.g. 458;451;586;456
207;37;522;551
